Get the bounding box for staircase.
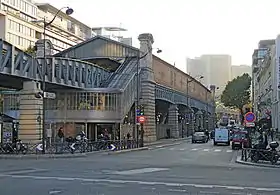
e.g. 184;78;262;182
101;57;134;88
105;58;139;120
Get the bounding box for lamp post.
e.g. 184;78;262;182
135;48;162;147
32;7;74;154
186;75;203;136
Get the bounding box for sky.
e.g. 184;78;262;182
37;0;280;72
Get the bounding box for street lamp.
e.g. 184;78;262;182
32;7;74;154
185;75;203;137
136;48;162;147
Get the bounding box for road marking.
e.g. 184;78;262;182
2;174;280;192
179;148;185;151
156;145;163;148
169;148;175;150
191;148;199;151
168;189;186;192
214;149;222;152
226;186;245;190
255;188;276;191
110;168;169;175
5;169;46;175
226;150;233;153
194;185;214;188
200;191;220;194
49;190;62;194
203;149;210;152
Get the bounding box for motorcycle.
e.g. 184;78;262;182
251;141;279;165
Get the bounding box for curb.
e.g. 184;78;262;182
0;153;86;160
235;156;280;168
107;147;149;155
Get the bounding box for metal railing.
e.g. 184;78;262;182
0;139;139;155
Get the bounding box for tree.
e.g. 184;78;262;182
221;73;251;122
24;45;36;56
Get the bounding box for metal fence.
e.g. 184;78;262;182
0;139;138;155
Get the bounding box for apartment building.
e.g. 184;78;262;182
186;54;232;95
231;65;251;80
252;39;276;130
92;27;133;46
0;0;92;52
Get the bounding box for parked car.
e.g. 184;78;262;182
192;132;208;143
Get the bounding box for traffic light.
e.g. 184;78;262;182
136;105;145;116
140;105;144;116
136;106;141;116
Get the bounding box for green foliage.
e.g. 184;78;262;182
221;73;251;110
24;45;36;56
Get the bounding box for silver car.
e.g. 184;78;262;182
192;132;208;143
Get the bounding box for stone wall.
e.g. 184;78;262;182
153;56;211;103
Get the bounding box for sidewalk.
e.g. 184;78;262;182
235;155;280;168
0;137;190;159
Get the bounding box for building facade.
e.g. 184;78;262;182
231;65;251;80
92;27;133;46
0;0;92;52
252;39;276;129
186;54;232;95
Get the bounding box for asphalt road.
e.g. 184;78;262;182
1;140;280;195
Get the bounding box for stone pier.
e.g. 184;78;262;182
138;33;156;142
18;81;43;143
168;104;179;138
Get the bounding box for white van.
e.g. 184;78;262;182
214;128;230;146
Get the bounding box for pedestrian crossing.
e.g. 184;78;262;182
159;147;235;153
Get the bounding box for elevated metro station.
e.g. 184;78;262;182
0;33;217;143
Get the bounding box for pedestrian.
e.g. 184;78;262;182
57;127;64;143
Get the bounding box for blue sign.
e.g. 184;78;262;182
245;112;256;123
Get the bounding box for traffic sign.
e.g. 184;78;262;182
109;144;116;151
44;92;56;99
36;143;43;151
244;112;256;123
245;122;255;127
138;116;146;123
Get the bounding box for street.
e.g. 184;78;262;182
1;140;280;195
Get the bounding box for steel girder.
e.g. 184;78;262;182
155;84;214;113
0;39;110;88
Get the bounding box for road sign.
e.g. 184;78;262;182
245;122;255;127
110;144;116;151
138;116;146;123
70;143;75;150
44;92;56;99
36;143;43;151
244;112;256;123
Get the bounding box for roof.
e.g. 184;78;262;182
54;35;139;57
55;36;210;93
